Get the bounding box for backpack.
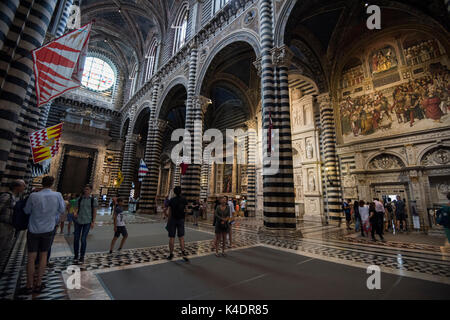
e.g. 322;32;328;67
436;206;450;228
12;197;30;231
78;196;94;214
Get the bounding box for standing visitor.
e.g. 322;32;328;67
369;202;385;241
343;199;352;230
359;200;369;237
165;186;189;261
384;198;394;232
226;196;235;247
241;197;247;217
395;196;407;232
353;200;361;234
109;198;128;253
58;195;70;234
214;196;230;257
0;180;26;261
374;198;385;236
20;176;64;294
163;196;170;220
73;185;98;264
200;199;207;220
67;194;77;235
436;192;450;251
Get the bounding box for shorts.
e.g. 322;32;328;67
167;218;185;238
27;231;54;253
193;210;199;218
114;226;128;238
67;213;74;222
345;212;352;222
396;212;406;220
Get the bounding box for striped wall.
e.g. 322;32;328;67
318;93;342;221
180;46;201;208
0;0;20;52
246;120;257;216
0;0;59;190
258;0;296;230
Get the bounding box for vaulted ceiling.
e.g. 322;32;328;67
80;0;177;75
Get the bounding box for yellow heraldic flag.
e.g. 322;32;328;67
29;123;63;163
117;170;124;186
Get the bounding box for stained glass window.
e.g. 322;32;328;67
82;57;115;91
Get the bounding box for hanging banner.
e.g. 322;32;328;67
32;22;92;106
29;123;63;163
138;159;149;182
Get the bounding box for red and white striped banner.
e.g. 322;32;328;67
32;23;92;106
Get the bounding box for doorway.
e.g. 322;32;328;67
371;183;411;225
57;146;96;195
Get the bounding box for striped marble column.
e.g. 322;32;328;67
0;0;58;187
199;146;211;201
118;133;139;202
318;93;342;221
139;119;167;214
180;41;201;207
0;0;20;52
258;0;298;235
245;119;257;217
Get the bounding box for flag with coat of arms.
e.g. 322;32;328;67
29;123;63;163
138;159;149;182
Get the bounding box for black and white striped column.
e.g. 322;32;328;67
258;0;298;235
181;42;201;207
0;0;20;52
139;119;167;214
318;93;342;221
0;0;59;187
245;119;257;216
118;133;139;202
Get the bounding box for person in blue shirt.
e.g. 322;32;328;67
21;176;65;294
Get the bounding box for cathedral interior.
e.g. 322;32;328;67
0;0;449;301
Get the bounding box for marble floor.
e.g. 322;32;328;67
1;212;449;300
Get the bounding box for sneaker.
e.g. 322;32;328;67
181;251;189;262
118;248;122;252
109;250;113;254
79;257;84;264
47;262;54;268
73;256;79;263
166;253;174;260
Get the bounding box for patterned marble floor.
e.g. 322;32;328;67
1;214;449;300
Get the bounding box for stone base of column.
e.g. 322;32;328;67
301;214;323;223
257;226;303;238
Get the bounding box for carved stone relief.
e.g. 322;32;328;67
421;148;450;166
368;154;405;170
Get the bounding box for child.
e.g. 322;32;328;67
109;198;128;253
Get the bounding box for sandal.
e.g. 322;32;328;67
215;253;221;257
33;283;46;294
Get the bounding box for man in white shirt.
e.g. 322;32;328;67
21;176;65;294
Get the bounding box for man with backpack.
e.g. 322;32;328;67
436;192;450;251
0;179;26;262
73;185;98;264
21;176;65;294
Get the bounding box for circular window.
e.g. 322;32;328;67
82;57;115;91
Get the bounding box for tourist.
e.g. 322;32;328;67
200;198;207;220
58;194;70;234
165;186;189;261
241;197;247;217
436;192;450;250
353;200;361;234
369;202;385;241
0;179;26;261
163;196;170;220
214;196;230;257
343;199;352;230
395;196;407;232
73;185;98;264
192;200;200;226
374;198;385;236
109;198;128;253
359;200;369;237
66;194;77;234
226;196;235;247
21;176;65;294
384;198;394;232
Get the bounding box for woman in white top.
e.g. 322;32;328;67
358;200;370;237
